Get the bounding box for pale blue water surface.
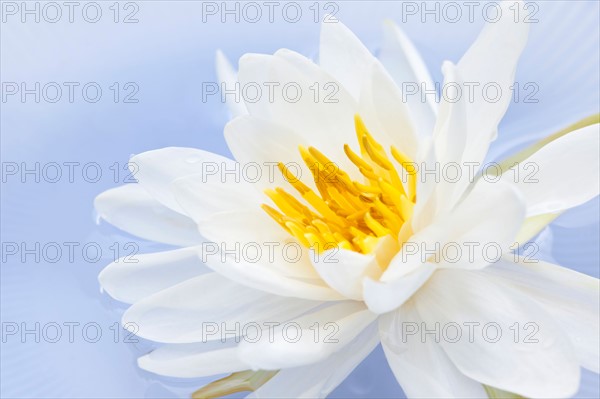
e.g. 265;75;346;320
1;1;599;398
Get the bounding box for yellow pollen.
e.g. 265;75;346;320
262;115;417;254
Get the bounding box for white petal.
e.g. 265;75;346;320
138;342;246;378
130;147;240;215
433;63;467;164
170;173;260;223
427;62;470;214
197;211;343;300
319;19;375;100
248;322;379;399
202;251;344;302
410;138;438;231
385;179;525;282
358;60;419;161
433;180;525;270
415;269;580;398
311;249;379;301
198;209;319;280
501;123;600;216
224;115;318;192
363;264;435;315
484;256;600;373
310;235;398;301
310;238;390;301
216;50;248;117
380;302;487;398
94;184;202;247
450;0;530;167
122;273;322;344
238;302;376;370
98;246;207;304
237;50;358;169
379;20;437;137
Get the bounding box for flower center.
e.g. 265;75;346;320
262;115;417;254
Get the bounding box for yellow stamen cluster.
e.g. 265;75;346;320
262;115;417;254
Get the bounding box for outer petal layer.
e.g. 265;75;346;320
248;322;380;399
122;273;321;343
99;246;207;304
380;302;487;398
130;147;241;215
94;184;202;247
238;302;376;370
501;123;600;216
379;20;437;138
484;256;600;373
415;269;580;398
138;342;246;378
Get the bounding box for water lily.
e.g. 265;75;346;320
96;1;599;397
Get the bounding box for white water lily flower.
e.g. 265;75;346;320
96;1;600;398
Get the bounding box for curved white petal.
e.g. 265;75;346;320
363;264;435;315
216;50;248;117
385;179;525;282
122;272;322;344
415;269;580;398
202;251;344;302
358;60;419;161
311;250;378;302
248;322;379;399
238;302;376;370
170;172;260;223
98;246;207;304
427;62;470;214
380;302;487;398
379;20;437;138
433;180;525;271
410;138;438;231
453;0;530;167
198;209;319;280
501;123;600;216
433;62;467;164
311;235;397;301
138;342;246;378
236;50;358;170
130;147;239;215
197;213;343;300
224;115;318;192
319;18;375;100
484;256;600;373
94;184;202;247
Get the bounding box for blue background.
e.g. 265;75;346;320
1;1;599;397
